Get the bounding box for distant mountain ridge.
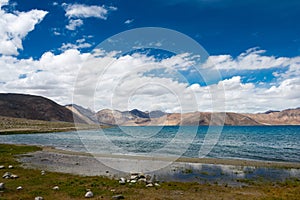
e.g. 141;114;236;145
0;93;299;126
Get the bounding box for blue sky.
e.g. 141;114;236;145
0;0;299;113
14;0;300;58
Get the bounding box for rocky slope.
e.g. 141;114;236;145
0;93;85;123
0;93;299;126
95;108;300;126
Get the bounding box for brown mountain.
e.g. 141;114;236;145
95;108;300;126
0;93;85;123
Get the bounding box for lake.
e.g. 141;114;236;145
0;126;299;163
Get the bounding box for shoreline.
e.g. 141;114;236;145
41;146;300;169
15;144;300;185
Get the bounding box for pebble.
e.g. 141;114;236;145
0;182;5;190
8;165;13;169
11;174;19;179
119;177;126;185
35;197;43;200
0;165;5;169
2;172;11;179
112;194;125;199
154;183;160;187
146;183;153;187
85;191;93;198
53;186;59;190
17;186;23;190
41;170;46;175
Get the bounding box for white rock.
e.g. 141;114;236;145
52;186;59;190
130;179;137;183
41;170;46;175
119;177;126;185
35;197;43;200
154;183;160;187
85;191;93;198
0;182;5;190
2;172;11;179
8;165;13;169
11;174;19;179
17;186;23;190
0;165;5;169
146;183;153;187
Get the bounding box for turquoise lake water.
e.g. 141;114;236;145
0;126;299;163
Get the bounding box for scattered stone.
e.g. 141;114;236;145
17;186;23;190
85;190;93;198
53;186;59;190
2;172;11;179
11;174;19;179
112;194;125;199
130;179;137;184
0;165;5;169
41;170;46;175
138;178;147;183
35;197;43;200
154;183;160;187
8;165;13;169
119;177;126;185
0;183;5;190
146;183;153;187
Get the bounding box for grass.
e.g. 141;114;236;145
1;143;300;200
0;116;102;134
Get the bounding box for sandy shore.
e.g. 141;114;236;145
17;146;300;185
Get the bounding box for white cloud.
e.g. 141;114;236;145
66;19;83;30
0;1;48;55
204;47;293;70
63;3;116;19
0;47;299;113
124;19;134;24
60;38;92;51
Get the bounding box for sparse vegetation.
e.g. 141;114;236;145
1;144;300;199
0;116;101;134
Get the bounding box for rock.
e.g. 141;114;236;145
41;170;46;175
138;178;147;183
2;172;11;179
17;186;23;190
0;182;5;190
112;194;125;199
11;174;19;179
154;183;160;187
35;197;43;200
85;191;93;198
8;165;13;169
0;165;5;169
52;186;59;190
130;179;137;183
146;183;153;187
119;177;126;185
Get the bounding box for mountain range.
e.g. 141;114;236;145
0;93;299;126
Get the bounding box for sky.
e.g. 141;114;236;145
0;0;299;113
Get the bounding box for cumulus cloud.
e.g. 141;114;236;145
124;19;134;24
62;3;117;31
0;46;299;113
60;38;93;51
0;0;48;55
66;19;83;30
204;47;292;70
63;3;116;19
